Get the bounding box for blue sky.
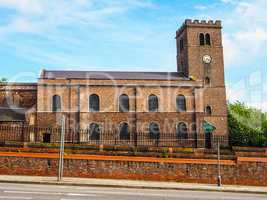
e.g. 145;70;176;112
0;0;266;111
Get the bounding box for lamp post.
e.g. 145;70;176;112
58;115;65;182
217;139;222;187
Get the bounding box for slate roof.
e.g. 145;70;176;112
0;108;26;122
41;70;189;80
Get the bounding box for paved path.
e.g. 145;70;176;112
0;175;267;194
0;182;266;200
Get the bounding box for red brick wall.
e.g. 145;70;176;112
0;154;266;186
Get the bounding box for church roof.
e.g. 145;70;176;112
0;108;26;122
41;70;189;81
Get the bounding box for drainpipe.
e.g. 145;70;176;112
77;85;81;143
193;89;198;148
67;79;71;138
134;87;137;147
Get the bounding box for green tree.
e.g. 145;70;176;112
0;77;7;83
228;101;267;147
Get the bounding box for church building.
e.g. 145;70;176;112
0;19;228;148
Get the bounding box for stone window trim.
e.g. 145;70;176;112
148;94;159;112
204;77;211;86
118;94;130;112
118;122;130;140
88;122;101;140
176;122;188;139
52;95;61;112
148;122;160;139
205;105;212;115
179;38;184;51
205;33;211;46
176;94;187;112
198;32;212;46
89;94;100;112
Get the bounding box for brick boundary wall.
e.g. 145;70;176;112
0;152;266;186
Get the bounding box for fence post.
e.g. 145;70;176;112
21;122;25;142
134;132;138;147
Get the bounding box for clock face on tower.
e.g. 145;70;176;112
203;55;212;64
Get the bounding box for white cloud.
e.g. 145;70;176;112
221;0;234;3
0;0;44;14
0;0;156;68
0;0;154;36
220;0;267;67
194;5;207;10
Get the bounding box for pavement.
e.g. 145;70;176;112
1;182;267;200
0;175;267;195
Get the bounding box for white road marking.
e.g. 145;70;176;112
67;193;100;197
4;190;63;195
0;196;32;200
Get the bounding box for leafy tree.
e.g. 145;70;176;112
228;101;267;147
0;77;7;83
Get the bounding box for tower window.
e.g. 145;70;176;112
180;38;184;51
52;95;61;112
176;122;188;139
89;94;100;112
176;95;186;112
119;94;129;112
205;33;211;46
199;33;205;46
205;106;212;115
204;77;211;86
148;94;158;112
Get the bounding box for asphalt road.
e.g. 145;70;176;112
0;183;266;200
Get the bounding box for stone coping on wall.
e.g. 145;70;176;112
0;152;238;165
237;157;267;163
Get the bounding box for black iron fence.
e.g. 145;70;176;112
0;124;228;148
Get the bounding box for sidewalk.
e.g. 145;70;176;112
0;175;267;194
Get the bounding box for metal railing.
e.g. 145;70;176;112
0;124;229;148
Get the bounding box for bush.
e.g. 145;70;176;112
228;101;267;147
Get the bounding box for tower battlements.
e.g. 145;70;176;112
176;19;222;37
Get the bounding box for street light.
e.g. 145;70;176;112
217;139;222;187
58;115;65;182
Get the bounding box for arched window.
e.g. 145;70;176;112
205;106;212;115
205;33;211;46
199;33;205;46
176;122;188;139
119;94;129;112
148;94;158;112
149;122;160;139
204;77;211;86
176;95;186;112
89;94;100;112
88;123;100;140
52;95;61;112
119;122;130;140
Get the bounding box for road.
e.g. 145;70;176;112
0;183;266;200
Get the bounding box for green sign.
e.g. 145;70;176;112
203;121;216;133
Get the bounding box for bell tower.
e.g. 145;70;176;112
176;19;228;145
176;19;225;86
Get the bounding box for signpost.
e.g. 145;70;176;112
58;115;65;182
203;121;221;186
